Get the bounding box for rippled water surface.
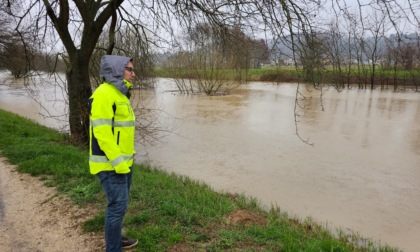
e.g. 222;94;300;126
1;74;419;251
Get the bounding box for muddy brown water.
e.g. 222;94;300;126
1;73;419;251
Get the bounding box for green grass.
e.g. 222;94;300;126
0;108;401;251
154;66;420;88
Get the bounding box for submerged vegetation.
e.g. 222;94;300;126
0;108;401;251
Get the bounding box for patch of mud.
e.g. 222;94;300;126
225;209;267;227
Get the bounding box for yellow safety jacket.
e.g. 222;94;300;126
88;81;136;174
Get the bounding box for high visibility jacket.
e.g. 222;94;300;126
88;82;136;174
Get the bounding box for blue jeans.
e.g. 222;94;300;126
97;169;132;252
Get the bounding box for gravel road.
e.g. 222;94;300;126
0;157;104;252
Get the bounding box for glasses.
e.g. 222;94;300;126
125;67;135;73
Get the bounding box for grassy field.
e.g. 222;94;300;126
0;108;401;251
154;66;420;88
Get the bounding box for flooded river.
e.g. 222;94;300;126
1;73;419;251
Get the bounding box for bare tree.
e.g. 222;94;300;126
399;43;416;71
167;24;264;95
297;30;328;86
188;24;239;95
0;18;13;54
0;16;34;78
0;42;35;78
361;11;387;89
325;21;346;89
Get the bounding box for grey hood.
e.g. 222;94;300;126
100;55;132;95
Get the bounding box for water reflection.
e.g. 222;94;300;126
1;76;420;251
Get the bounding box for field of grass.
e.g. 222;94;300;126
154;66;420;89
0;108;401;251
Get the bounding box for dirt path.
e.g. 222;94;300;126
0;157;104;252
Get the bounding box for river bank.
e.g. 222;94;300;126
0;108;400;251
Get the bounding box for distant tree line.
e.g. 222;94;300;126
294;30;420;91
269;8;420;91
0;18;66;78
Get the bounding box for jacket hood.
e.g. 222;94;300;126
100;55;132;95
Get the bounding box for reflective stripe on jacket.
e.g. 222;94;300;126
88;82;136;174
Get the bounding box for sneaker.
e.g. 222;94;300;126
122;237;138;249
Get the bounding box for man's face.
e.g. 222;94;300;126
124;61;135;83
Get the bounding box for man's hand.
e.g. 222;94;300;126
115;162;131;174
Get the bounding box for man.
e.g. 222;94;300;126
88;55;138;251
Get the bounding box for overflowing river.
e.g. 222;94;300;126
1;73;419;251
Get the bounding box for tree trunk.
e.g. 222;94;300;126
67;50;92;145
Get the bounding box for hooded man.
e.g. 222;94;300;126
88;55;138;251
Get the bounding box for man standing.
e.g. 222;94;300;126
88;55;138;251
